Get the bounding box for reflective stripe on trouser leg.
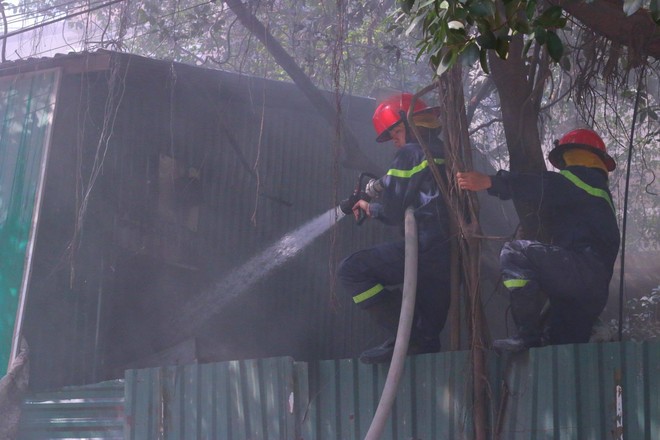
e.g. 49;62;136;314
500;241;546;338
503;279;529;289
500;240;538;284
337;240;406;309
353;284;385;304
505;280;545;337
500;239;612;344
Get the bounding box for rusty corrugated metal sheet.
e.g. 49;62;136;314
117;341;659;440
18;380;124;439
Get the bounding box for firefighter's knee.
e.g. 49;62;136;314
500;240;538;280
337;253;361;285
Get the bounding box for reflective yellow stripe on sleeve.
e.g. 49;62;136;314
386;158;445;179
353;284;385;304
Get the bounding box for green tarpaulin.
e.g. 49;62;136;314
0;69;59;375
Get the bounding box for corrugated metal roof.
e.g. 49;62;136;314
18;380;125;439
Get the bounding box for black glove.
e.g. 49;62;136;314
339;193;360;216
339;193;371;224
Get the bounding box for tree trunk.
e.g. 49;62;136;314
489;35;547;239
431;65;489;440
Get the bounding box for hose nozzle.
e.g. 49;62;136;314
340;172;379;225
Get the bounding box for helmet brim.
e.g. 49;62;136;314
375;125;395;142
548;143;616;171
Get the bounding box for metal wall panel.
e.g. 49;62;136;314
18;380;124;439
4;51;392;391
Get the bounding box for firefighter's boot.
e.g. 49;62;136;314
493;283;546;353
359;292;440;364
359;337;397;364
359;292;401;364
492;334;542;353
359;333;441;364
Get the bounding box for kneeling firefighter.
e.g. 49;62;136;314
338;92;452;364
457;128;620;352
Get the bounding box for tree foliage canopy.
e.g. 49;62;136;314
395;0;660;75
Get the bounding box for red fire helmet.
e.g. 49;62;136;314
372;92;440;143
549;128;616;171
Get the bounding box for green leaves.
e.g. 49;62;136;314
476;29;496;49
546;30;563;62
398;0;571;75
534;27;547;45
652;0;660;24
533;6;566;28
399;0;417;14
405;13;425;36
479;47;490;73
467;0;495;17
495;37;510;60
460;41;480;66
436;48;457;75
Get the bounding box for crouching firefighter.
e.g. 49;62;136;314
457;128;620;352
338;92;451;364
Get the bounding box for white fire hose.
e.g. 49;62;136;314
364;206;418;440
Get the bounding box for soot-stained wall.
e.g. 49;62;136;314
14;51;394;390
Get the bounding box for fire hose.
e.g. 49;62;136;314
364;206;417;440
339;173;418;439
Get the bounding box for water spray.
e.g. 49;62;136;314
169;206;348;339
166;171;380;344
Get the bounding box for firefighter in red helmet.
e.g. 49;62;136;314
457;128;620;352
338;92;452;364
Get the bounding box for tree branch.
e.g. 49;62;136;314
223;0;382;175
466;77;495;126
553;0;660;62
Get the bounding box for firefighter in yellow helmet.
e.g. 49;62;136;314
338;93;452;364
457;128;620;352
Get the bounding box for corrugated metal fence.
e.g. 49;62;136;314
18;380;124;439
19;341;660;439
491;341;660;440
123;358;304;440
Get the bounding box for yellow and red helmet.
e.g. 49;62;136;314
372;93;440;143
549;128;616;171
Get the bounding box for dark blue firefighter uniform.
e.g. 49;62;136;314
487;166;620;344
338;140;451;343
